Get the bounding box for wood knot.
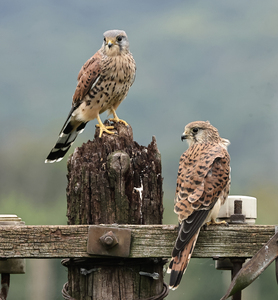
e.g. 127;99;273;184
50;228;63;240
107;151;130;175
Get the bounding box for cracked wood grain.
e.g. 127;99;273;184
0;224;274;259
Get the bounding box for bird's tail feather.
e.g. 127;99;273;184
45;117;87;163
167;229;200;290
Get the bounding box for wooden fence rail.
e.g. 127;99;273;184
0;224;274;259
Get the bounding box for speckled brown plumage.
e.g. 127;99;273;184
45;30;136;163
168;121;231;290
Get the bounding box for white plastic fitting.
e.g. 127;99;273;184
218;195;257;224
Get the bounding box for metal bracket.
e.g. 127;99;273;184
221;229;278;300
87;225;132;257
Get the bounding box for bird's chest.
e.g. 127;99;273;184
76;55;135;122
102;56;135;89
99;57;134;105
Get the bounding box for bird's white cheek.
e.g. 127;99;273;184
186;139;194;147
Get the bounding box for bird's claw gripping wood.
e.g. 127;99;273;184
95;124;115;137
108;117;129;126
96;114;115;137
109;109;129;126
205;218;229;227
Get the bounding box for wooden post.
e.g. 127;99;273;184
65;121;167;300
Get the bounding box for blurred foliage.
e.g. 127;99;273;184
0;193;67;225
250;185;278;225
1;0;278;299
0;193;67;300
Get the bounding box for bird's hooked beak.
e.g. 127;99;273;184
181;133;188;142
107;40;114;48
181;129;190;142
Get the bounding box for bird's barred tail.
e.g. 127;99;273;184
167;230;200;290
45;116;87;163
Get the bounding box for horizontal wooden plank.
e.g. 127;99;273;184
0;224;275;259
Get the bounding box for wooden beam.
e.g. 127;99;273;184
0;224;275;259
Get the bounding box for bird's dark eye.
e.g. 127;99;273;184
103;37;106;42
192;127;199;133
117;36;123;42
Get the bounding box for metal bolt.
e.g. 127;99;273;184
103;235;114;246
99;231;119;249
234;200;242;214
230;200;246;224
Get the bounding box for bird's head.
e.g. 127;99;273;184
181;121;230;148
102;30;130;56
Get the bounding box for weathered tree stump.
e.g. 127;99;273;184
65;121;166;300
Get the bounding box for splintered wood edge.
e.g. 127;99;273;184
0;224;275;259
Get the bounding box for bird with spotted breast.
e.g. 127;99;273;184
45;29;136;163
167;121;231;290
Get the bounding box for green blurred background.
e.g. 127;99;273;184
1;0;278;299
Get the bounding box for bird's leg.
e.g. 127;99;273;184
108;108;128;126
205;218;229;227
95;114;115;137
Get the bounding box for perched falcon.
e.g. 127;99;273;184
45;29;136;163
168;121;231;290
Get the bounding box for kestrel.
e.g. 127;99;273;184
45;30;136;163
168;121;231;290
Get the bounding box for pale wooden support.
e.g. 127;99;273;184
0;224;275;258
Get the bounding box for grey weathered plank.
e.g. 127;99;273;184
0;224;275;259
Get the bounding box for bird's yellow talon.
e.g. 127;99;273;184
206;219;228;227
96;115;116;137
95;124;115;137
109;108;128;126
109;117;128;126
